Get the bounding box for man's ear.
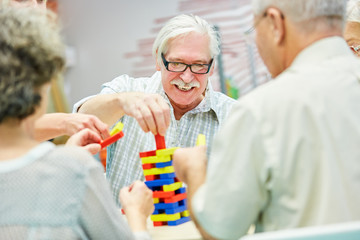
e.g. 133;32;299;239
155;49;161;71
267;7;286;45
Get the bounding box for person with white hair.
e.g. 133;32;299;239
345;0;360;56
172;0;360;239
74;14;236;206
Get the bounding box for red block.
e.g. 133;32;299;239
145;175;159;181
153;221;167;227
155;134;166;149
142;163;155;170
153;190;175;198
164;192;187;203
100;131;124;149
139;150;156;158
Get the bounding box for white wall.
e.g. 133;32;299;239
58;0;179;108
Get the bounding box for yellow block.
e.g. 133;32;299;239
153;198;159;204
143;166;174;176
163;182;182;192
196;134;206;146
156;147;179;157
141;155;171;164
181;210;190;217
110;122;124;136
151;213;181;222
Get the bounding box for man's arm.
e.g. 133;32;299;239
78;92;171;136
173;146;218;240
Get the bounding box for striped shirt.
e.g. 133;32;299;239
95;71;235;206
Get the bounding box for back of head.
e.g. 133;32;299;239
347;0;360;23
252;0;347;33
0;7;65;124
152;14;220;63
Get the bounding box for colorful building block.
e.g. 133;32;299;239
151;212;181;222
143;166;175;176
100;131;124;149
145;178;175;188
155;134;166;149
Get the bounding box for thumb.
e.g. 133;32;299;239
83;143;101;155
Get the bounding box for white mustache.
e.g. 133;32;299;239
170;79;200;90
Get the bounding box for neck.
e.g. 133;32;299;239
0;121;39;161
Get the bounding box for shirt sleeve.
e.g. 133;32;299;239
72;74;135;113
78;160;151;239
191;101;270;239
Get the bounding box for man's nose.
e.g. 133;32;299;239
180;67;194;83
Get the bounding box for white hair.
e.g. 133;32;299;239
347;0;360;22
252;0;346;22
152;14;220;63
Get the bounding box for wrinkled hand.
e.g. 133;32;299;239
121;92;170;136
64;113;110;139
173;146;208;184
66;128;102;155
119;181;154;219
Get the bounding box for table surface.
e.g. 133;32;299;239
147;220;202;240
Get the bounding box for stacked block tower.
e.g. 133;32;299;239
139;134;190;226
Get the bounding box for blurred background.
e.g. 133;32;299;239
48;0;270;113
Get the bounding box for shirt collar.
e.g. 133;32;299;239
288;36;353;72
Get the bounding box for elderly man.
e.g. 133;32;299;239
173;0;360;239
74;14;236;205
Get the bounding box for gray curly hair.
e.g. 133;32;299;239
0;7;65;124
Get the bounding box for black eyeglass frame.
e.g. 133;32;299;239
161;53;214;74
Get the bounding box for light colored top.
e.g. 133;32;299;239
192;37;360;240
74;71;236;206
0;142;150;240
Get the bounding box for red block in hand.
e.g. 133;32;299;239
100;131;124;149
155;134;166;149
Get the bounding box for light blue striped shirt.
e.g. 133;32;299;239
97;71;235;206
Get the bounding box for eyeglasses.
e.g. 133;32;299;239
350;45;360;56
161;53;213;74
244;11;268;35
244;9;285;35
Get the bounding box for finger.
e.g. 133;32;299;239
134;105;154;134
83;129;102;144
94;120;110;139
83;143;101;155
155;96;171;136
142;97;167;135
132;108;150;133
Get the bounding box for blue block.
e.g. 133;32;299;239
156;160;173;168
168;216;190;226
165;205;187;214
145;178;174;188
154;199;186;210
159;172;176;179
175;187;186;194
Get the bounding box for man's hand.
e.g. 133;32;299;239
119;181;154;232
173;145;207;184
66;128;102;155
120;92;170;136
63;113;110;139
